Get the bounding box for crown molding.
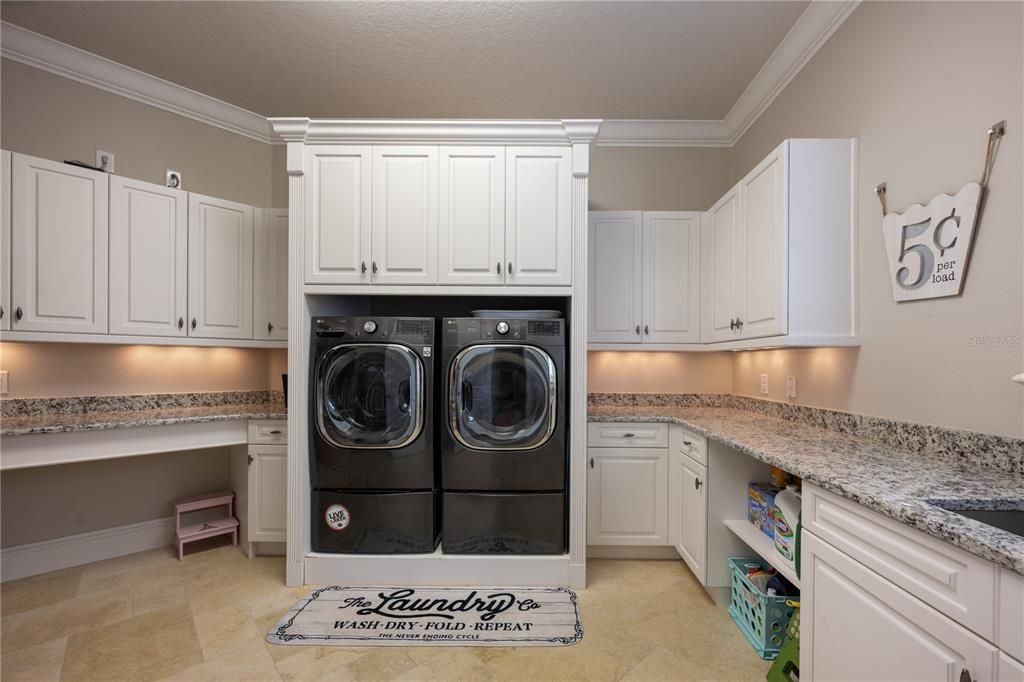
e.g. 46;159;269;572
2;0;857;149
0;21;276;144
269;118;603;145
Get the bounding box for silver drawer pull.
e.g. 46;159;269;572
683;440;693;446
622;432;635;438
269;430;283;435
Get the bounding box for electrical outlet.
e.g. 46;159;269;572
95;150;115;173
0;371;8;396
760;374;769;395
786;376;797;399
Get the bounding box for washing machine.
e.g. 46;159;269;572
440;315;567;554
309;316;438;553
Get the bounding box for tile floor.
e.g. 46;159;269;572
1;544;771;681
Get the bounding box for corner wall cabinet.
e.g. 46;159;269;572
305;144;572;288
0;150;286;348
587;211;701;345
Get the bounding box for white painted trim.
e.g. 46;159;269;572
587;336;861;352
0;21;276;144
587;545;681;559
2;1;857;148
1;419;250;470
302;284;572;297
0;330;285;349
1;516;175;582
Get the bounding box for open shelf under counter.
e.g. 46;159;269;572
723;519;801;588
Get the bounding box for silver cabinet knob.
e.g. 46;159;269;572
361;261;367;274
496;262;502;275
268;322;274;334
644;325;649;335
635;325;641;335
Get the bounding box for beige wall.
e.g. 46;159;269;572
588;351;733;395
590;146;732;211
1;448;231;547
729;1;1023;438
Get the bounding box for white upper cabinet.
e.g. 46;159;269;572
737;146;787;340
109;176;188;337
1;150;10;331
643;212;700;343
255;208;288;341
588;210;700;346
438;147;505;285
701;187;741;343
588;211;641;343
702;139;855;345
371;146;438;284
10;153;108;333
505;147;572;285
306;145;371;285
187;193;253;339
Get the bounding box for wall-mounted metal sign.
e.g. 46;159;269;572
877;121;1005;302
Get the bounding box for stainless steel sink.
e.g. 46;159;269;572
929;502;1024;538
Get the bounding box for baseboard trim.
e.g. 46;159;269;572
1;516;176;582
587;545;681;560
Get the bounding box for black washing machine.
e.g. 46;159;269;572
440;315;567;555
309;316;438;554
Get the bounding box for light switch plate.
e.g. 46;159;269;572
0;371;8;395
786;376;797;399
760;374;769;395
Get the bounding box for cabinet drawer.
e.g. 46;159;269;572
804;484;997;640
1001;569;1024;661
248;420;288;444
670;424;707;465
588;422;668;448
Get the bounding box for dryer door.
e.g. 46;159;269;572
317;343;424;449
450;344;557;451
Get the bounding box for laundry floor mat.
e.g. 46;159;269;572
267;586;583;646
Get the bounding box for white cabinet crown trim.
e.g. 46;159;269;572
270;118;602;145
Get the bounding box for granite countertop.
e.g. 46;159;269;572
1;391;287;437
590;405;1024;576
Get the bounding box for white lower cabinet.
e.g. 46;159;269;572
669;448;707;583
233;421;288;557
803;531;997;682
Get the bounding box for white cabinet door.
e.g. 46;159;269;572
587;448;667;545
306;145;371;285
10;153;108;333
247;445;287;542
677;453;707;583
588;211;641;343
505;147;572;285
643;211;701;343
438;147;505;285
371;146;438;284
255;208;288;341
803;531;998;682
187;193;253;339
738;143;788;340
109;176;187;337
1;150;10;331
701;186;740;342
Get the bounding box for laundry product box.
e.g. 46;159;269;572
748;483;782;539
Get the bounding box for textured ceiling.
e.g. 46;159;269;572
1;1;809;120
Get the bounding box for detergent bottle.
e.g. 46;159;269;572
774;484;802;563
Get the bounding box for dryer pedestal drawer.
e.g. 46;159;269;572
311;490;438;554
442;492;566;555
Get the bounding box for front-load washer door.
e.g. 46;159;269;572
318;343;424;449
450;344;556;451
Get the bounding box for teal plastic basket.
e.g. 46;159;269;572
727;557;797;660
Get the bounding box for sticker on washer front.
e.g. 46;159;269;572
325;504;351;531
423;347;432;357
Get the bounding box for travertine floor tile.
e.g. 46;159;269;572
2;567;84;617
0;636;67;682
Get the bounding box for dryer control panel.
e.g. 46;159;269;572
442;317;565;346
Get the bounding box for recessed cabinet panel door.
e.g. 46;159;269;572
439;147;505;285
678;455;707;583
306;146;371;284
701;187;740;342
1;150;10;331
643;211;700;343
371;146;438;284
188;193;253;339
505;147;572;285
11;153;108;333
109;177;187;337
804;532;997;682
588;211;641;343
587;449;667;545
255;208;288;340
739;144;788;340
248;445;287;542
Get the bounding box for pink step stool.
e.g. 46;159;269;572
174;490;239;560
